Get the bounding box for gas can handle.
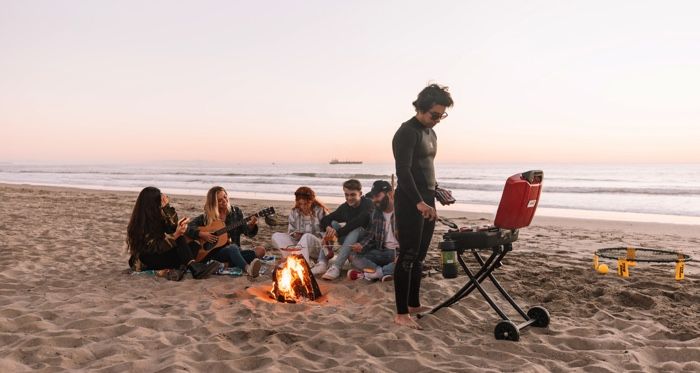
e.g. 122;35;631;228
521;170;544;184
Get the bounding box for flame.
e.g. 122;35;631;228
277;256;308;300
270;254;317;302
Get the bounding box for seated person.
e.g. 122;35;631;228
347;181;397;282
271;186;328;266
186;186;262;277
127;187;220;280
314;179;373;280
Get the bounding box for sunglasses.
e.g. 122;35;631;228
429;111;448;120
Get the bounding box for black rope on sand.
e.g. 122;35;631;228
595;247;692;263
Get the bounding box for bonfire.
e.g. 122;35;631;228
270;254;322;303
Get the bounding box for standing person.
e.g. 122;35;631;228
315;179;373;280
392;84;453;329
186;186;263;277
126;187;220;280
271;186;328;266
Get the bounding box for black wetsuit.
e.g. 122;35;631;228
392;116;437;315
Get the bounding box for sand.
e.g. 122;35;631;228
0;183;698;372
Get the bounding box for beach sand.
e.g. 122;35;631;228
1;183;698;372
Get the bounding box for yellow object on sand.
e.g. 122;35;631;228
617;258;630;277
675;259;685;281
596;264;609;274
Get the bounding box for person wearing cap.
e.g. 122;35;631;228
346;180;397;282
314;179;373;280
392;83;454;329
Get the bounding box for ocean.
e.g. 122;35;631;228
2;162;699;224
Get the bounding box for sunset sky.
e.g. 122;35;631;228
2;0;698;164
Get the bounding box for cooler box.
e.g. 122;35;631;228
494;170;543;230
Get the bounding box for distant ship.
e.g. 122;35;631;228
329;158;362;165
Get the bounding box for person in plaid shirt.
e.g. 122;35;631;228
347;180;397;282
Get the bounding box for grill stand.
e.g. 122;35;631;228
418;241;550;341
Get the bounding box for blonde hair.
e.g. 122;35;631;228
204;186;229;225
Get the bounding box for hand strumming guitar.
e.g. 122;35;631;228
199;231;218;243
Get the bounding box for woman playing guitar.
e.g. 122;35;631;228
186;186;264;277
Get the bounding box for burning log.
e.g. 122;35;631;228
270;254;322;303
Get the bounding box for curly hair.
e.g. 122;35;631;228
412;83;454;113
293;186;329;214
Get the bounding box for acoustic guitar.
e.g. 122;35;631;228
188;207;275;262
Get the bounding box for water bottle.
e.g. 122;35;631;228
440;239;458;279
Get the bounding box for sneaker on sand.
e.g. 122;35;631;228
364;267;384;281
381;274;394;282
347;269;364;281
311;261;328;276
321;266;340;280
247;258;263;278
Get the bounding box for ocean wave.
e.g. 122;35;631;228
2;169;392;180
543;186;700;196
289;172;391;179
438;182;700;196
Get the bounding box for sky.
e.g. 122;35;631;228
1;0;699;164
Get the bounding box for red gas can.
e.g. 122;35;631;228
493;170;543;230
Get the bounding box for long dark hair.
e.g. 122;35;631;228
126;186;165;255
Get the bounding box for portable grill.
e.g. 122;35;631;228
418;170;550;341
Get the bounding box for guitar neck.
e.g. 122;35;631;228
212;213;258;236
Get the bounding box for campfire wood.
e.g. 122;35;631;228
270;254;322;303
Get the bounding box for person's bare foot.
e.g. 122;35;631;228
394;314;422;330
408;305;431;314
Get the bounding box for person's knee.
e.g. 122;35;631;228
398;260;414;272
397;253;419;270
271;232;284;242
254;245;266;258
343;227;363;242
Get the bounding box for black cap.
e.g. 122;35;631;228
366;180;392;198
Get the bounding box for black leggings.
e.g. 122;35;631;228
140;236;195;270
394;188;436;315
